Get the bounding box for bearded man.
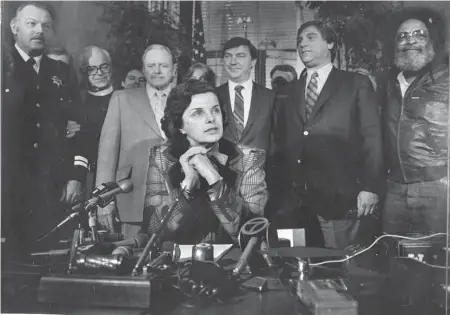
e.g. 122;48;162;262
380;8;449;235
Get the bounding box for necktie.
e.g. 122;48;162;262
305;72;318;121
234;85;245;137
27;58;37;73
156;92;167;138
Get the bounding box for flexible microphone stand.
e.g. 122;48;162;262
36;197;98;243
132;200;179;276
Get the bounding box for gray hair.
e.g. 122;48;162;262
141;44;177;65
79;45;112;70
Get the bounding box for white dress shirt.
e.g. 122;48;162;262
15;43;42;73
146;84;172;139
305;63;333;98
228;78;253;126
397;72;410;98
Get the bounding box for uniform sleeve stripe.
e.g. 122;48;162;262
75;156;88;164
74;160;89;168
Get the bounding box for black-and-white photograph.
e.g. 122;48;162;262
1;1;449;314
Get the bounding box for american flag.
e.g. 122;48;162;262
192;1;206;64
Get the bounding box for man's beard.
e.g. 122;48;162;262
394;43;435;72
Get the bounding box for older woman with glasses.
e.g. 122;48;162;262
142;79;267;244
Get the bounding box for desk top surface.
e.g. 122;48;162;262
2;247;446;315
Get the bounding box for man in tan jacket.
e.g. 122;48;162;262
95;44;177;238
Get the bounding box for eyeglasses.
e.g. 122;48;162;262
85;63;111;76
396;29;428;43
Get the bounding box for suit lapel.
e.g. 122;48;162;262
310;68;342;120
132;87;162;138
218;83;239;141
241;83;263;139
296;73;307;125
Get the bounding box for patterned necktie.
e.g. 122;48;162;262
155;92;167;138
305;72;318;121
234;85;245;137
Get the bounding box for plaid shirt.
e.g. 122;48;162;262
144;139;267;244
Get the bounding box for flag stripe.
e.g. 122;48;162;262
192;1;206;64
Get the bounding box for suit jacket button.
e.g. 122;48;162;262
297;159;301;164
5;89;9;92
36;123;41;128
303;131;309;136
33;143;39;148
36;103;40;108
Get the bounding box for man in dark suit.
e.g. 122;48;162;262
272;21;383;249
216;37;275;155
2;3;88;255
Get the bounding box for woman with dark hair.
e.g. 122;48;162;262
184;62;216;87
143;79;267;244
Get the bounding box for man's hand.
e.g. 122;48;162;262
357;191;379;217
97;203;117;232
66;120;81;138
61;180;83;205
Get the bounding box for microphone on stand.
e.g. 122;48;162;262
82;179;133;212
112;233;149;248
132;202;178;276
38;179;134;243
146;241;180;269
233;235;259;276
110;234;150;257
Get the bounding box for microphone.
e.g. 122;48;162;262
112;233;149;248
233;236;259;276
75;253;124;271
31;248;71;256
132;203;178;276
81;179;133;212
147;241;180;269
110;234;150;258
49;179;134;236
260;239;275;268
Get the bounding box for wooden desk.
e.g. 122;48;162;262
2;248;446;315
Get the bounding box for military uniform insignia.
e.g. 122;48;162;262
51;76;63;87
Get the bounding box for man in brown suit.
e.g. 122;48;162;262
95;44;176;238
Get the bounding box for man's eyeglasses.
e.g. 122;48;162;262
396;29;428;43
85;63;111;76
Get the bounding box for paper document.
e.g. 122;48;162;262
178;244;234;262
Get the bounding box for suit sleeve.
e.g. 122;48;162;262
95;91;121;186
356;75;384;195
62;62;89;182
144;147;203;239
267;87;289;194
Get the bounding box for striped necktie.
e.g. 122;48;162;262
234;85;245;137
305;72;318;121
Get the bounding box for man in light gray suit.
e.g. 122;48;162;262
95;44;176;238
